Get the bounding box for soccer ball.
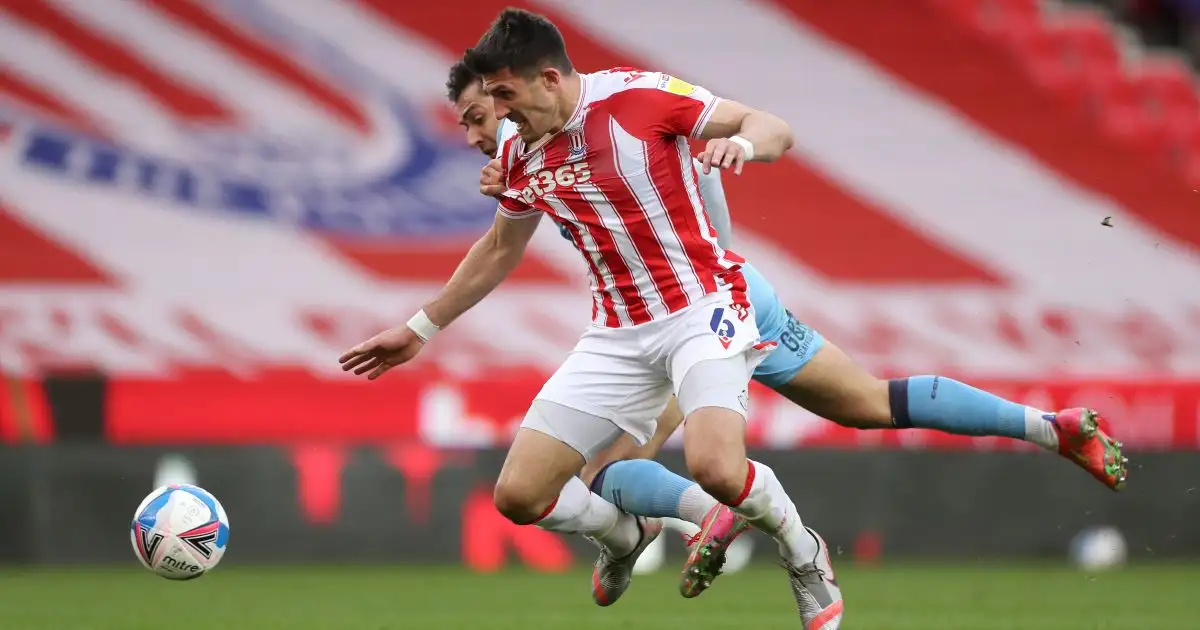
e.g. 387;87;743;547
130;484;230;580
1068;525;1127;571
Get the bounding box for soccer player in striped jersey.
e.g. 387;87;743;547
442;19;1129;580
446;61;1128;504
350;10;844;627
347;10;1121;629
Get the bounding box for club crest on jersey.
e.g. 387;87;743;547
566;127;587;163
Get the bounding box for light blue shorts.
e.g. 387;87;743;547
742;263;825;389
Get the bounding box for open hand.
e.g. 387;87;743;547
338;326;424;380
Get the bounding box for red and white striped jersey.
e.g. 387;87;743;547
497;69;748;328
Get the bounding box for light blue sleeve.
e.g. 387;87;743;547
494;119;515;159
693;158;733;249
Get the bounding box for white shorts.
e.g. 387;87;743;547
529;292;774;447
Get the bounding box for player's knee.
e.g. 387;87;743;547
492;479;553;525
684;443;746;505
688;458;746;505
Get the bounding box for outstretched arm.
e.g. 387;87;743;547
424;211;541;327
338;210;540;380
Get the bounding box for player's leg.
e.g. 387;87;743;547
678;356;842;628
529;334;677;606
669;298;843;629
742;262;1127;491
584;398;721;527
765;332;1128;490
580;396;682;487
583;397;717;525
581;397;750;598
503;399;664;607
497;402;655;554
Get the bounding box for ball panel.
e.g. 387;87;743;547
133;486;174;529
161;488;214;535
129;525;155;571
216;521;230;549
153;536;207;580
176;485;223;520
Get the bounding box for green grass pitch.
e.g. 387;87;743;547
0;563;1193;629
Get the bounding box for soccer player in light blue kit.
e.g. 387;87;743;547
447;62;1127;605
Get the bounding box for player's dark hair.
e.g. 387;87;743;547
445;60;478;103
462;8;573;78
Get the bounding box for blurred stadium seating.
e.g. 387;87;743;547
2;0;1198;447
1;0;1199;580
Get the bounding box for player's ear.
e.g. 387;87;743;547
540;66;563;91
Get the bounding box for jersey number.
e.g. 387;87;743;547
520;162;592;204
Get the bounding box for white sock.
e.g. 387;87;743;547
676;484;721;526
728;460;818;564
537;476;639;555
1024;407;1060;451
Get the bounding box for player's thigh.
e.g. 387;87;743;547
579;397;683;487
677;355;756;501
664;294;769;412
752;306;824;391
537;334;672;447
641;396;684;455
772;340;892;429
662;298;766;490
496;422;593;522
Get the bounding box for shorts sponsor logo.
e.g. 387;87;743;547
709;307;736;349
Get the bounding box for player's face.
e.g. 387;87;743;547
454;82;500;157
481;67;562;143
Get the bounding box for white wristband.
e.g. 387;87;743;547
728;135;755;162
406;309;440;343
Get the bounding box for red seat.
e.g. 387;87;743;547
1093;76;1144;130
933;0;1041;32
1050;12;1121;72
1129;59;1200;121
1102;106;1180;164
1075;75;1175;164
1172;123;1200;183
1004;19;1122;105
1158;114;1200;166
939;1;1200;187
1182;153;1200;187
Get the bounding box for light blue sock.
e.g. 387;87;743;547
589;459;717;524
889;375;1055;447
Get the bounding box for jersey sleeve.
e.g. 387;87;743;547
619;72;720;138
496;191;539;220
693;158;733;250
494;136;539;220
494;118;517;159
